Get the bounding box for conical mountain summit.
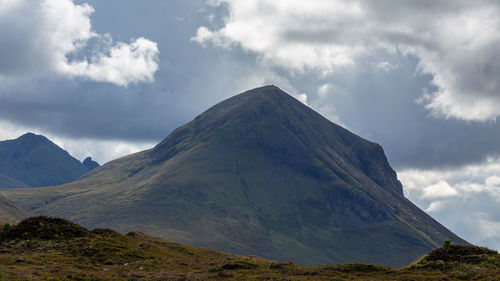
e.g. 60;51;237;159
2;85;466;267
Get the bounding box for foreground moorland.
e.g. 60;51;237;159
0;216;497;280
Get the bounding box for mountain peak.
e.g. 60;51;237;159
4;86;466;268
18;132;46;139
0;133;91;187
202;85;293;114
154;85;403;195
82;157;100;171
9;133;54;155
225;84;293;104
20;132;38;137
20;132;36;137
17;132;49;143
244;84;285;97
248;84;281;91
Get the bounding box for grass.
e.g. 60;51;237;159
0;217;497;280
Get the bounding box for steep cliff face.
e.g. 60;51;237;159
1;86;466;267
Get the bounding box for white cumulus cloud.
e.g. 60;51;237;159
422;180;458;199
0;0;159;87
194;0;500;122
64;37;159;86
192;0;363;73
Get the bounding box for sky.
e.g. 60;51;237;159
1;0;500;250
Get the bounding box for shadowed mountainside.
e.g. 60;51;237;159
1;86;466;267
0;133;92;187
83;157;100;171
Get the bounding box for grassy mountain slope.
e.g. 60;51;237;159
0;133;90;187
0;194;31;224
0;216;497;280
1;86;466;267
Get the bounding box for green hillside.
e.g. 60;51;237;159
1;86;466;267
0;216;497;281
0;194;31;224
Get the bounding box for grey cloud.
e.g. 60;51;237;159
0;0;279;142
196;0;500;121
2;0;500;171
305;54;500;169
0;2;49;76
400;164;500;250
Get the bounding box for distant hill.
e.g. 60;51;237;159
83;157;100;171
0;133;92;187
0;216;497;280
1;86;466;267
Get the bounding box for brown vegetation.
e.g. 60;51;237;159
0;217;497;280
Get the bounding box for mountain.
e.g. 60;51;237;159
0;216;497;280
82;157;100;171
0;86;466;267
0;133;91;187
0;173;29;188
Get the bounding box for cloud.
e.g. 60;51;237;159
64;37;159;86
194;0;500;121
486;176;500;187
50;136;155;165
0;0;159;86
374;61;398;72
421;181;458;199
398;157;500;250
192;0;362;73
317;84;334;97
